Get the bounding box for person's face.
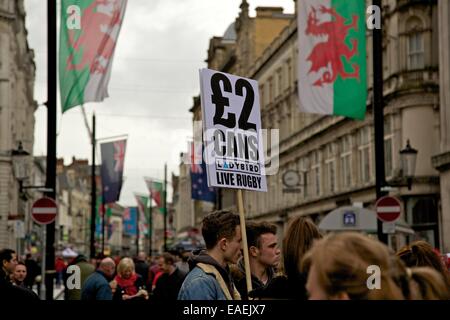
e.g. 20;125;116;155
253;233;281;268
222;226;242;264
13;264;27;282
158;257;170;274
3;253;18;275
121;267;133;279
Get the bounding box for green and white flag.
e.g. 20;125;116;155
298;0;367;120
59;0;127;112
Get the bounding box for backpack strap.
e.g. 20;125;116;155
197;263;241;300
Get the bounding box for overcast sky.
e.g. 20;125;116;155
24;0;295;206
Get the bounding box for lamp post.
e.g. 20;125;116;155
400;140;418;190
12;142;31;198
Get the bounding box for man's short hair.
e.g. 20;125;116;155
246;221;277;249
161;252;175;265
0;249;16;264
202;210;240;250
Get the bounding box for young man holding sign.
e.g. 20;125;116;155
178;210;242;300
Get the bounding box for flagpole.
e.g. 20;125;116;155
163;164;168;252
102;192;106;256
136;203;140;256
373;0;388;244
90;112;97;259
148;199;152;257
45;0;57;301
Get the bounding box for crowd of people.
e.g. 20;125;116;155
1;209;449;300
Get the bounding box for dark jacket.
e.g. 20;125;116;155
248;273;308;300
0;270;40;301
153;267;187;300
81;270;113;300
24;258;40;288
177;249;240;300
65;255;96;300
230;258;275;300
134;260;149;288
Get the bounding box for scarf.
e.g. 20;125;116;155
115;273;138;296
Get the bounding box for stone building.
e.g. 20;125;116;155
0;0;36;250
184;0;450;251
186;1;294;229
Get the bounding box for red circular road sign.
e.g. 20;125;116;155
31;197;57;225
375;196;401;222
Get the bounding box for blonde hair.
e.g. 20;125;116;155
117;257;135;276
302;232;405;300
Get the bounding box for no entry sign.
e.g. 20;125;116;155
375;196;401;222
31;197;57;225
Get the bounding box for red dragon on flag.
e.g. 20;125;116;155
306;5;360;87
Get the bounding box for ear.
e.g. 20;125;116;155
218;237;228;251
249;246;258;257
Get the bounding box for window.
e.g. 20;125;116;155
325;144;336;193
340;136;352;188
358;127;371;183
408;33;424;69
277;68;283;97
311;151;321;196
384;116;393;177
406;17;424;70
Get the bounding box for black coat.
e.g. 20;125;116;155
152;268;187;300
0;272;40;301
248;274;308;300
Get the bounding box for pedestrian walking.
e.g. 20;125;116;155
112;257;148;301
230;221;280;300
65;254;95;300
178;210;242;300
81;257;116;300
152;252;186;300
134;252;150;290
249;216;322;299
397;240;450;290
0;249;39;300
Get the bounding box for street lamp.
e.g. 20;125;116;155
399;139;418;190
11;142;31;200
11;142;53;198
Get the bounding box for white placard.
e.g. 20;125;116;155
199;68;267;192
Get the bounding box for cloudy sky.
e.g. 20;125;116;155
24;0;295;206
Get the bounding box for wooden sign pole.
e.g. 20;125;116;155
237;189;252;295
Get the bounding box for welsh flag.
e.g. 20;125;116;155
59;0;128;112
298;0;367;120
134;194;149;235
144;178;165;214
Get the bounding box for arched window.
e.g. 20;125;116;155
406;17;424;70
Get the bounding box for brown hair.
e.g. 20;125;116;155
302;232;405;300
246;221;277;249
397;241;450;289
283;216;322;280
161;252;175;265
409;267;450;300
202;210;240;250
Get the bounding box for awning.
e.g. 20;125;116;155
319;206;378;232
318;206;415;235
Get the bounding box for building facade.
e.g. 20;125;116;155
0;0;36;250
185;0;448;251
